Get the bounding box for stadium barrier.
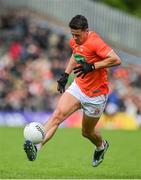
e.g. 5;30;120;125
1;0;141;56
0;111;138;130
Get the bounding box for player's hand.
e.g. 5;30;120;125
57;73;69;93
73;62;95;78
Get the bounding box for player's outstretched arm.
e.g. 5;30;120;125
94;51;121;70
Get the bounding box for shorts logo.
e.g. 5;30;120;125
94;108;101;116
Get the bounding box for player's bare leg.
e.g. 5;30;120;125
42;92;81;145
81;113;102;145
24;92;81;161
81;113;109;167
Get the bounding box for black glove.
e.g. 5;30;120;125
57;72;69;93
73;61;95;78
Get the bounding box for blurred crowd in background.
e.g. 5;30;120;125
0;12;71;112
0;12;141;126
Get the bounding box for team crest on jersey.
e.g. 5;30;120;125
73;45;84;53
80;47;83;52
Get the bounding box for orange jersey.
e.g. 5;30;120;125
70;31;113;97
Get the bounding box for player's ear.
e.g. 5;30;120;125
85;29;89;33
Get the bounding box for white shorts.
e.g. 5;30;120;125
66;81;108;118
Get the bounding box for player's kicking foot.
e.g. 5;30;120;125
92;140;109;167
24;140;37;161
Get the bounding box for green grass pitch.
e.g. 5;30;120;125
0;127;141;179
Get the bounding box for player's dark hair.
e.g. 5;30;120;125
69;15;88;30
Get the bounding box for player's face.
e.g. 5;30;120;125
71;29;89;45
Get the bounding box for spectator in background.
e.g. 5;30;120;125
0;13;70;111
105;83;124;115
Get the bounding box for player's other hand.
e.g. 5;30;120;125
57;73;69;93
73;62;95;78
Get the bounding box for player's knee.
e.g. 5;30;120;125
52;108;66;125
82;128;96;139
82;129;91;138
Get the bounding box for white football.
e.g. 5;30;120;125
23;122;45;144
